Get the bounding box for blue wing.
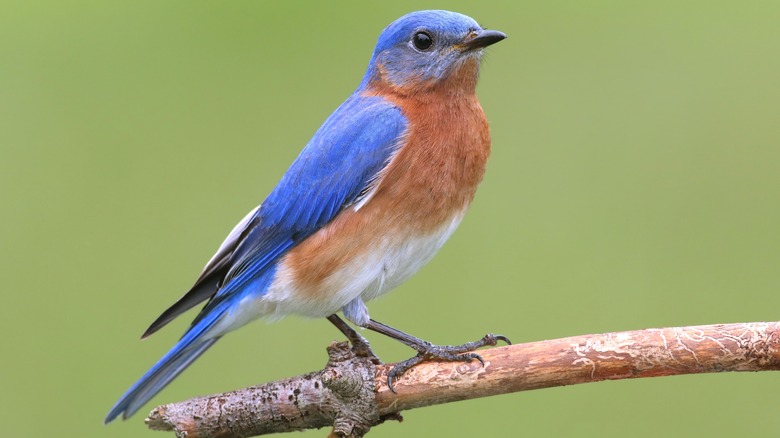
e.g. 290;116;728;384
214;94;408;299
187;93;407;326
144;94;407;336
105;94;407;423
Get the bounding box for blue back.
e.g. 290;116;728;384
206;94;407;307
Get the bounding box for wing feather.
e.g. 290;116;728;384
141;205;261;338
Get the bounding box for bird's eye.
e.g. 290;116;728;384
412;31;433;51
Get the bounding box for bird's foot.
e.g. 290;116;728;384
387;333;511;392
348;332;383;365
327;314;383;364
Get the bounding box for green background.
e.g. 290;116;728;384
2;1;779;437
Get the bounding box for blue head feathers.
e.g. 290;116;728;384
361;10;505;90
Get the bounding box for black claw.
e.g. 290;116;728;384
387;356;423;393
387;375;398;393
478;333;512;347
383;332;509;393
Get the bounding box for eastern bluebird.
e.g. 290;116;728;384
106;10;506;423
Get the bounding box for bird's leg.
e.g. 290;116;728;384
362;319;510;392
326;314;382;363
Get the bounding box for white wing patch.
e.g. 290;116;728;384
199;205;260;278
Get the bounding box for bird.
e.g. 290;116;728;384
105;9;507;423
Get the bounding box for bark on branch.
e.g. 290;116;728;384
146;321;780;437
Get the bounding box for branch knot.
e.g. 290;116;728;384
322;342;380;438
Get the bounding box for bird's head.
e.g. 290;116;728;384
361;10;505;95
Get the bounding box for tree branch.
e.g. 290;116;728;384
146;321;780;437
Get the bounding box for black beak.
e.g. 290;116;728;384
459;29;507;51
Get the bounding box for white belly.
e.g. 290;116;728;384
258;209;466;322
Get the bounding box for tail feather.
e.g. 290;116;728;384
105;310;224;423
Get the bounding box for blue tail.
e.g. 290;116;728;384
104;308;225;423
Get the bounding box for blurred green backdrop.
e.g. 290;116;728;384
2;1;779;437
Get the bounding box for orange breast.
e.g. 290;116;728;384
284;63;492;295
